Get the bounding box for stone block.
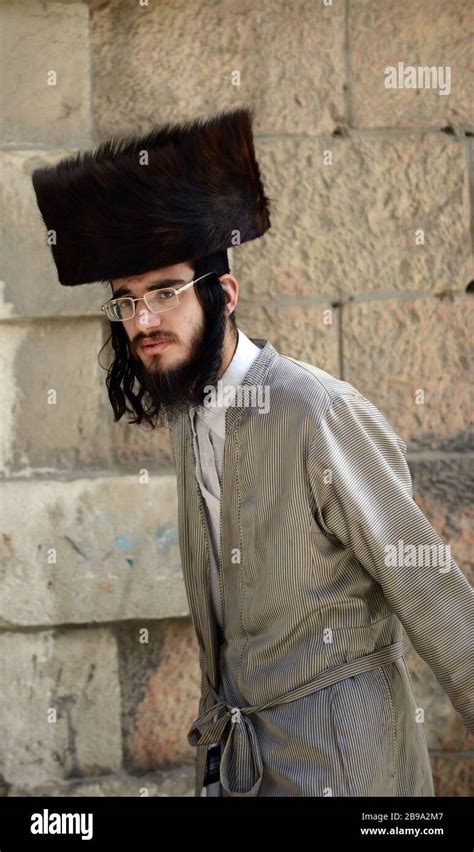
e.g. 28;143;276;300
118;619;201;770
0;628;121;786
342;296;473;449
234;135;470;301
0;476;186;626
349;0;474;128
90;0;345;138
0;0;93;145
0;319;110;473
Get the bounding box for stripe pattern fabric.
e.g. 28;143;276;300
167;338;474;797
190;640;406;796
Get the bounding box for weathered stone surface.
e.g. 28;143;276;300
0;1;93;145
233;135;470;301
0;152;105;319
403;628;471;752
235;303;340;377
0;319;110;474
342;296;473;449
430;752;474;797
409;456;474;584
90;0;345;139
0;476;186;627
8;765;195;797
107;405;174;471
118;619;201;770
349;0;474;129
0;629;121;786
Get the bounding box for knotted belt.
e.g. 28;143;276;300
188;640;405;797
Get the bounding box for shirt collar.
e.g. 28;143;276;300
221;327;262;388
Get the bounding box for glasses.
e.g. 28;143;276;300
100;272;216;322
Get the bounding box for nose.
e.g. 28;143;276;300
134;302;163;333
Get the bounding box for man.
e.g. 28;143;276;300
32;107;473;798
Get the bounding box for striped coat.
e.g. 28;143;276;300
168;337;474;797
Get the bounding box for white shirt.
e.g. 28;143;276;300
188;328;261;795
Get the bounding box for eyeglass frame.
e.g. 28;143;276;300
100;271;217;321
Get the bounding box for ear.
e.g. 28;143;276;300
218;273;235;285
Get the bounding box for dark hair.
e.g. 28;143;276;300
97;261;237;429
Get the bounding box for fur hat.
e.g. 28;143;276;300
31;106;271;287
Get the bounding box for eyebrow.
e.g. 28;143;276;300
111;278;187;299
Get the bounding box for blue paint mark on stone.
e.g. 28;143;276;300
115;535;141;550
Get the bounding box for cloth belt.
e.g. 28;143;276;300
188;640;405;797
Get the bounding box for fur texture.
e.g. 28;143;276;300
31;106;271;286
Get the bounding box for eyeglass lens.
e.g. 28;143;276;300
105;288;179;320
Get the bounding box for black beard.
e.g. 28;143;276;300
131;309;228;425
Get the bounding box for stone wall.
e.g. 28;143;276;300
0;0;472;796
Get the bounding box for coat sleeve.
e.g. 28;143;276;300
306;392;474;732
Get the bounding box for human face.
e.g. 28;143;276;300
109;261;238;418
110;260;205;374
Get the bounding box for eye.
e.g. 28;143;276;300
148;289;175;302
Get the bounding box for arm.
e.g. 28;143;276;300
307;392;474;732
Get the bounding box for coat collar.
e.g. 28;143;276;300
224;337;278;432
